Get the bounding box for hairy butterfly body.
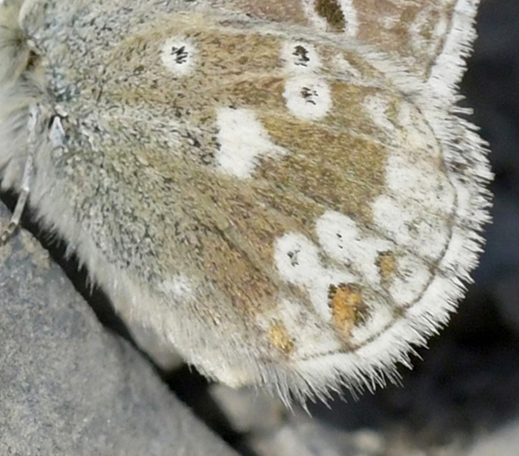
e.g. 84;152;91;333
0;0;491;401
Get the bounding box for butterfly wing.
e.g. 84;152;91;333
213;0;480;90
4;0;490;400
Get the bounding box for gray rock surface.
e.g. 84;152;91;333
467;419;519;456
0;202;237;456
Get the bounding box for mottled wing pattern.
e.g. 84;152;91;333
3;0;490;400
214;0;479;88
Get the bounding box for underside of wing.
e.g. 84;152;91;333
16;1;491;401
213;0;480;94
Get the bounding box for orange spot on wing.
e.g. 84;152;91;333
268;321;295;355
329;283;368;337
376;251;397;285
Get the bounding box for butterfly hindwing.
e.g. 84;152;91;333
0;0;490;400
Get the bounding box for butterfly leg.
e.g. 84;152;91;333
0;104;39;245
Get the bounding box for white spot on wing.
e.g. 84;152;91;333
274;233;321;285
371;138;455;263
371;194;450;261
160;38;196;76
215;107;286;178
274;233;355;322
283;76;332;121
338;0;359;37
384;152;455;214
316;211;392;286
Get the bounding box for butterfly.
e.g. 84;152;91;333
0;0;491;402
